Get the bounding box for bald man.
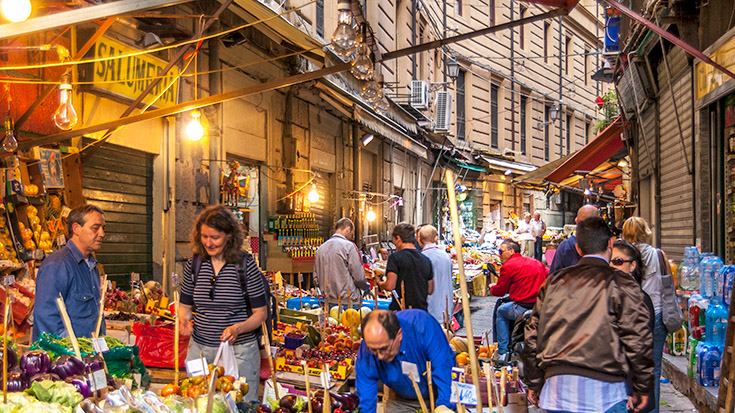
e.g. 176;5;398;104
418;225;453;323
548;204;601;273
356;310;454;413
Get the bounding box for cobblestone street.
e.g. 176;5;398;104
456;294;698;412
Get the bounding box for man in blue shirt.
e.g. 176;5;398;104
356;309;453;413
419;225;453;324
548;204;600;274
33;205;107;341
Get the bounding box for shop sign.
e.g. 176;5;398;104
696;35;735;100
90;36;179;108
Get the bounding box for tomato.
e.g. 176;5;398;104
161;383;180;397
188;385;205;398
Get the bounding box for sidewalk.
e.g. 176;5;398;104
457;295;698;412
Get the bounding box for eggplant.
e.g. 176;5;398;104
279;395;297;410
0;344;17;369
341;393;359;411
82;354;105;372
50;355;86;379
19;350;50;376
29;372;60;383
6;372;28;392
66;375;93;398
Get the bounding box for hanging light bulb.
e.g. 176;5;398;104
2;115;17;153
1;0;31;23
366;209;376;222
186;110;204;141
307;184;319;203
331;0;357;57
374;95;390;115
53;73;78;130
351;26;374;80
361;73;382;103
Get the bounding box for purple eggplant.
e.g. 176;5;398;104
82;354;105;373
29;372;60;383
341;393;359;411
50;355;85;379
6;372;28;392
65;375;93;398
20;350;51;376
0;344;17;369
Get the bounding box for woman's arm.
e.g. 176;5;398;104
221;305;268;344
179;303;194;336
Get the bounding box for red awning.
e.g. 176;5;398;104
545;117;627;183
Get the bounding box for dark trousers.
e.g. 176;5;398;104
534;236;543;261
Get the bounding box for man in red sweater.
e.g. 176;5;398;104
490;239;548;358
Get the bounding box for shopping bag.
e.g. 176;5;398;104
213;341;239;379
661;274;685;334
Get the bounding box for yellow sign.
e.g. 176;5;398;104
696;35;735;100
93;36;179;108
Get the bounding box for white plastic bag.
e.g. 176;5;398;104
213;341;239;379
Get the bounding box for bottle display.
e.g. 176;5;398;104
672;324;687;356
722;265;735;307
679;246;701;291
699;254;723;300
270;214;323;258
689;293;706;340
706;301;729;349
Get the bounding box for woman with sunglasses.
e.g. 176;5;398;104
622;217;667;413
179;205;268;401
611;239;655;413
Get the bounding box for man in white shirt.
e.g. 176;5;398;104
529;211;547;262
418;225;453;324
516;213;535;257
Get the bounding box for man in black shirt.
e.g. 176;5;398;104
378;222;434;311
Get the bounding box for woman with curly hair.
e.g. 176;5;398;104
179;205;267;400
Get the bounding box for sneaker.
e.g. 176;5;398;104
259;357;271;380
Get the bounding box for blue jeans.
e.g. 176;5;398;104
651;312;666;413
496;301;528;355
547;399;627;413
534;237;544;261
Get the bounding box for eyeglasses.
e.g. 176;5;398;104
611;258;634;266
209;276;217;300
367;337;395;357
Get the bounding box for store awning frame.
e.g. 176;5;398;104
480;156;536;175
545;117;628;183
512;152;575;189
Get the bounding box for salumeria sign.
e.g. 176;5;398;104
92;36;179;108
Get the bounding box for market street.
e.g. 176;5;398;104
457;295;698;412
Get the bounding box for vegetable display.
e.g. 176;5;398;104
20;350;51;376
6;372;28;392
24;380;84;408
50;355;85;380
64;376;92;398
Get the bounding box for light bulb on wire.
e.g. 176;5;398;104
2;115;17;153
351;25;374;80
1;0;31;22
331;0;357;57
307;184;319;203
361;74;383;103
186;110;204;141
366;209;376;222
53;73;78;130
374;95;390;115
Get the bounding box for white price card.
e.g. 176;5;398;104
130;272;140;283
61;206;71;218
4;275;14;286
88;369;107;392
56;234;66;247
92;337;109;353
270;346;278;358
171;272;179;288
450;382;478;406
224;392;238;413
392;290;400;300
318;312;326;326
320;370;331;388
185;357;209;377
315;287;322;295
401;361;420;383
133;373;141;386
107;280;113;290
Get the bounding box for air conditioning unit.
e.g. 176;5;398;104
410;80;429;109
434;91;453;133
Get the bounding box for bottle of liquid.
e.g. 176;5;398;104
689;293;705;340
670;259;679;292
721;265;735;308
700;255;716;299
672;324;687;356
706;301;729;349
687;336;700;379
702;344;722;387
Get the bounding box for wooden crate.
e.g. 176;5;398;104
471;274;488;297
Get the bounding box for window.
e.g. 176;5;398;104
519;6;527;49
544;23;550;64
544;106;550;161
316;0;324;37
491;83;499;148
565;37;573;76
457;70;466;140
584;49;589;85
566;114;572;154
489;0;495;26
456;0;462;16
586;121;591;144
418;25;426;79
520;95;527;155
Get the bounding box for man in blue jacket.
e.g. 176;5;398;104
356;309;454;413
548;204;600;274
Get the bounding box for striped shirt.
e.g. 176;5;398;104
540;374;627;412
180;255;267;347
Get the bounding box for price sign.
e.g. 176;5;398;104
130;272;140;283
107;280;113;290
392;290;400;300
315;287;322;295
450;382;478;406
133;373;141;386
185;357;209;377
298;273;303;284
61;206;71;218
320;370;331;388
171;272;179;288
318;312;326;326
401;361;420;383
88;369;107;392
270;346;278;358
224;392;238;413
4;274;14;286
92;337;109;353
56;234;66;247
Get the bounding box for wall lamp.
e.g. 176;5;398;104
362;134;374;146
537;103;561;128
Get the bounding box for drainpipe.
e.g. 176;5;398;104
411;0;417;80
352;122;362;245
558;16;563;160
510;0;515;151
208;18;222;205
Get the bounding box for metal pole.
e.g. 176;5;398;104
353;122;362;245
558;16;563;159
510;0;516;151
208;7;222;205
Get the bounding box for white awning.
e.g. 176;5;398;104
480;156;536;174
355;107;427;159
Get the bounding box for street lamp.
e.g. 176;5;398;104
446;56;460;82
549;103;560;121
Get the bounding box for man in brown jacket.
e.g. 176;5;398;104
523;217;653;413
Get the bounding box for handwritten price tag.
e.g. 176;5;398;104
185;357;209;377
450;382;478;406
88;369;107;392
91;337;109;353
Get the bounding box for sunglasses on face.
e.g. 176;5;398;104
611;258;634;266
209;276;217;300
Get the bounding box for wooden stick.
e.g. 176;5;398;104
346;289;353;338
301;360;313;413
453;381;465;413
56;294;81;359
445;170;483;413
408;372;429;413
483;363;494;411
500;366;507;410
401;281;406;310
374;286;379;311
299;274;304;310
3;291;9;404
174;290;180;383
426;361;435;412
322;364;331;413
337;296;342;322
95;274;107;337
261;321;280;399
490;360;502;413
445;299;451;332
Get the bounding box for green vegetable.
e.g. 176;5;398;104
16;401;70;413
195;395;227;413
163;395;194;413
103;336;125;348
24;380;83;408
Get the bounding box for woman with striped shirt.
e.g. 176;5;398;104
179;205;267;401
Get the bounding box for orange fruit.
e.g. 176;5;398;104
456;352;469;365
479;346;489;353
479;351;488;359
